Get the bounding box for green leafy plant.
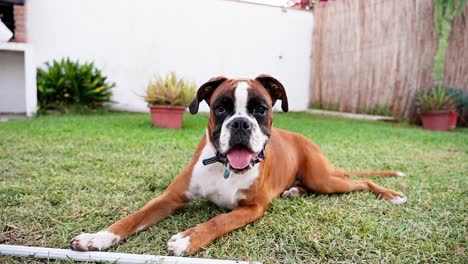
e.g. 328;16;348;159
37;58;115;113
433;0;467;81
416;85;457;113
409;85;468;126
144;72;197;107
445;86;468;125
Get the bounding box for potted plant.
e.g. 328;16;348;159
445;86;468;129
144;72;197;129
416;85;458;131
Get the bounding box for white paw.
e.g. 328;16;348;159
396;171;406;177
167;232;190;256
390;196;408;205
70;231;119;251
282;187;300;198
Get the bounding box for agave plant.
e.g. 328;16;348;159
144;72;197;107
416;85;457;113
37;58;115;112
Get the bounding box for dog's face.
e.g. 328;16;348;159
189;75;288;173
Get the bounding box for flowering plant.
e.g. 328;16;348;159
289;0;328;10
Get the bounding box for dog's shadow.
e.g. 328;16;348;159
172;200;228;221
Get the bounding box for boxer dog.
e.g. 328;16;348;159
70;75;407;256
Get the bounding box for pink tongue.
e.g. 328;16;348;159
227;148;254;169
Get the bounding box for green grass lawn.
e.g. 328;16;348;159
1;112;467;263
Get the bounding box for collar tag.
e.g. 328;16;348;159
223;166;231;179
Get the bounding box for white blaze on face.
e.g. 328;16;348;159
219;81;268;154
234;82;250;114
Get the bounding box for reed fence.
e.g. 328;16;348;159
311;0;467;116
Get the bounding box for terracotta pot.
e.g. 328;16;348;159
421;110;452;131
149;105;186;129
448;111;459;130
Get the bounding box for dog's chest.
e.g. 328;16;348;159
187;144;259;210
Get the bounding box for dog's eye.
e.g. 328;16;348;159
215;106;226;115
254;106;267;115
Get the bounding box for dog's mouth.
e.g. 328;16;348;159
226;144;258;172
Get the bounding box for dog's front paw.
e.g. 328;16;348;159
167;232;192;256
389;196;408;205
70;231;120;251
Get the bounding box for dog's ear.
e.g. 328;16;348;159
255;74;289;112
189;76;228;114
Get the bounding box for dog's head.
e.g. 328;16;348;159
189;75;288;173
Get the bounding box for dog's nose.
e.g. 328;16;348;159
229;117;252;131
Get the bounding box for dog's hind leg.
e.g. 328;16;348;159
339;170;405;177
281;178;308;198
294;142;407;204
281;186;308;198
300;168;407;204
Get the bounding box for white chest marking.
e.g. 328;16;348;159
187;142;259;210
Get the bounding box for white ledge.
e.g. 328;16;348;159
0;244;261;264
0;42;30;51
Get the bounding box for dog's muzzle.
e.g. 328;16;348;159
202;147;265;178
227;117;252;150
203;117;267;177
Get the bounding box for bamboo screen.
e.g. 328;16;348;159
311;0;467;117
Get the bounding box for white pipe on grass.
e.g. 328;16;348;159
0;244;261;264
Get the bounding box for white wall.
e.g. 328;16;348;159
28;0;313;112
0;51;25;113
0;43;36;116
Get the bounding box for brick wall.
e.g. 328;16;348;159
13;4;26;42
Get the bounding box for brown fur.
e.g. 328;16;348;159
71;76;405;254
103;128;404;254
